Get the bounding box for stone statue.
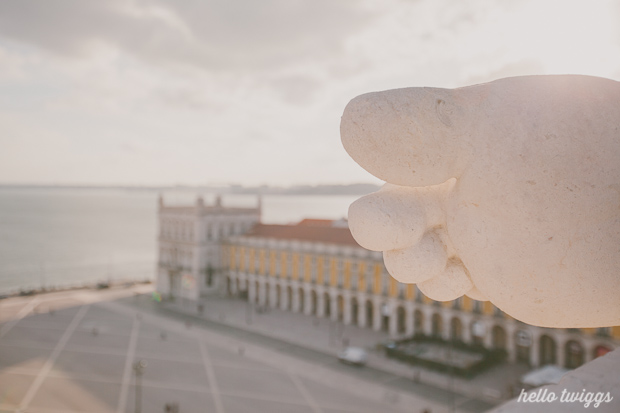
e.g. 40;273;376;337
340;75;620;328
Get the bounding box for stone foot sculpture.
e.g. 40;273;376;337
341;75;620;328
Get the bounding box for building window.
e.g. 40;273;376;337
452;297;462;310
337;259;344;288
493;306;504;318
287;254;293;278
323;259;330;286
415;287;423;303
311;256;317;282
473;301;482;314
366;265;373;293
597;327;611;337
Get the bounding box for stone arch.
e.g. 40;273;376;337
492;325;507;350
514;329;532;364
310;289;318;315
539;335;556;365
431;313;443;338
414;310;424;334
396;306;406;334
565;340;585;369
351;296;359;325
255;281;260;304
365;299;373;327
298;287;305;312
275;284;281;308
381;303;389;332
450;317;463;341
286;285;293;310
324;292;331;317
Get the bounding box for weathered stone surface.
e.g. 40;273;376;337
341;75;620;328
490;348;620;412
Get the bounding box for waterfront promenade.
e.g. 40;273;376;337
0;285;517;412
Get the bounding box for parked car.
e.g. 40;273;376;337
337;347;368;366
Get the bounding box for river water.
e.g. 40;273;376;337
0;187;359;293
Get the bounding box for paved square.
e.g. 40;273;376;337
0;288;467;413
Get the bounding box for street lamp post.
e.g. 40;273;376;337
133;360;147;413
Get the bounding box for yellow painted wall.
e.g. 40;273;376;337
304;255;311;282
358;262;366;292
613;326;620;339
269;251;276;276
462;296;472;312
373;264;382;294
317;256;324;284
292;253;299;280
259;249;265;275
389;278;397;298
239;247;245;271
483;301;494;315
229;246;236;270
344;261;351;289
330;258;337;287
280;251;287;278
406;284;415;300
248;248;255;273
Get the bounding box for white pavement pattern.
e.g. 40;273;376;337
115;316;140;413
199;341;225;413
17;305;89;412
0;286;461;413
0;297;40;339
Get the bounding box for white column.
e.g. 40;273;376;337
422;308;432;336
280;284;289;311
258;281;266;306
441;311;451;341
343;293;352;325
317;288;325;318
556;335;566;367
229;275;237;295
304;288;312;315
269;282;277;308
357;295;366;328
405;303;415;337
292;286;300;312
462;315;472;344
248;275;256;303
530;328;541;367
373;298;382;331
483;321;494;348
505;323;517;363
330;293;338;322
389;300;398;337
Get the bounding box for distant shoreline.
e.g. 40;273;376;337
0;183;381;196
0;277;153;300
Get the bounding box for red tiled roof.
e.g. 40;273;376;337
242;224;360;247
296;219;334;227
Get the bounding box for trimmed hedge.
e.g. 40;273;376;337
383;334;507;378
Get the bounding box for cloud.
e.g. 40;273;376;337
0;0;374;73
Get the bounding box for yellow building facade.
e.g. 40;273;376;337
224;220;619;370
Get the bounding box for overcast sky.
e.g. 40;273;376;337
1;0;619;187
